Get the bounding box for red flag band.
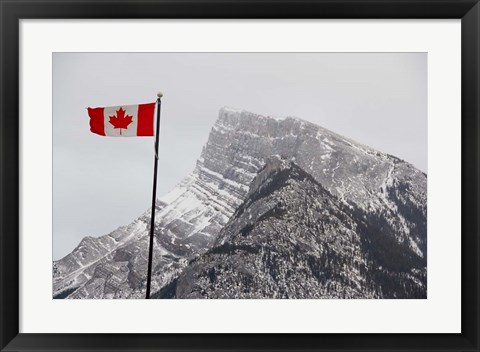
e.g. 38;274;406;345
87;102;155;137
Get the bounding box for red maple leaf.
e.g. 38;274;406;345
109;107;133;135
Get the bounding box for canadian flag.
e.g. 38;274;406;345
87;102;155;137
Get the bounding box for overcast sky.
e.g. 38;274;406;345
53;52;427;260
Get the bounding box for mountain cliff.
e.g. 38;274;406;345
174;157;426;299
53;107;427;299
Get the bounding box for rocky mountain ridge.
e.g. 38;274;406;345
174;157;426;299
53;107;427;299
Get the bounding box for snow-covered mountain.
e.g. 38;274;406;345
53;107;427;299
174;157;426;299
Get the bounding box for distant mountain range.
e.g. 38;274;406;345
53;107;427;299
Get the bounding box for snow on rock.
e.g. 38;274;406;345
175;159;426;299
53;107;427;299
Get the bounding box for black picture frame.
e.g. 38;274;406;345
1;0;479;351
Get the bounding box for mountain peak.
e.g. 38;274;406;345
217;106;314;127
246;155;291;193
175;150;426;299
54;106;427;299
245;155;324;199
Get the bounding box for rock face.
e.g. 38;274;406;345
53;107;427;299
175;157;426;299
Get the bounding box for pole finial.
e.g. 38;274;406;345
157;92;163;99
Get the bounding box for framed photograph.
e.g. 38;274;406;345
1;0;479;351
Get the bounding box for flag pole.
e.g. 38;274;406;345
146;92;163;299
